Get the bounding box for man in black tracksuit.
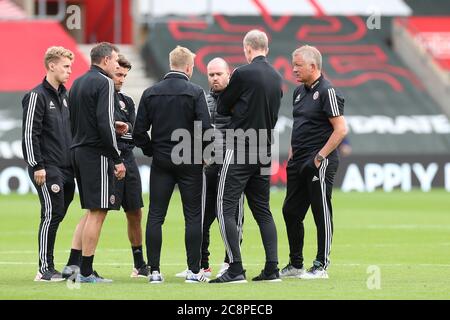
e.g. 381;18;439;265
179;58;244;278
133;46;211;283
69;42;126;283
210;30;283;283
281;46;347;280
62;54;148;280
113;56;148;277
21;46;75;282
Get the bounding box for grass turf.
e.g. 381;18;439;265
0;190;449;300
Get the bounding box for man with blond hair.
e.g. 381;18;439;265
22;46;75;281
134;46;211;284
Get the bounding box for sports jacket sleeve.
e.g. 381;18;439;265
21;91;45;171
126;96;136;133
321;87;345;118
96;77;122;163
195;89;212;130
133;92;153;157
217;69;244;116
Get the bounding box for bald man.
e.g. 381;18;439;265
175;58;244;279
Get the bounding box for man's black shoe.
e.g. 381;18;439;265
252;269;282;282
209;270;247;284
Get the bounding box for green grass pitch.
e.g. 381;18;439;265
0;190;449;300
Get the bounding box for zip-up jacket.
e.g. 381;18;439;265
133;71;211;161
21;78;72;171
207;90;231;149
69;65;122;163
217;55;283;154
115;91;135;153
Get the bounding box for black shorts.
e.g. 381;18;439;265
71;147;120;210
115;150;143;212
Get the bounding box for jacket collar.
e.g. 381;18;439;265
305;74;323;91
90;65;112;78
42;77;67;96
163;71;189;81
251;55;267;63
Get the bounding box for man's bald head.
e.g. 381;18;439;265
207;57;230;92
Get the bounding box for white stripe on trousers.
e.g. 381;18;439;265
101;156;108;208
237;193;244;249
39;184;52;273
200;169;207;259
25;92;38;166
216;149;234;263
319;159;332;268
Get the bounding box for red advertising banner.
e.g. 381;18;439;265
404;17;450;71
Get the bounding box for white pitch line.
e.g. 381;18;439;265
1;262;450;268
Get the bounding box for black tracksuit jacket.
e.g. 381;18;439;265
133;71;211;162
21;78;72;171
217;55;283;155
69;65;122;163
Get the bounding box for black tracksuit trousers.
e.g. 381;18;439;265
282;157;338;269
216;149;278;274
28;165;75;274
202;163;244;269
146;157;203;273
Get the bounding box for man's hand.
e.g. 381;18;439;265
314;157;321;168
115;121;129;136
114;163;126;180
34;169;46;186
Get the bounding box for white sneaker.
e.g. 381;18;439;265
177;267;211;278
216;262;229;278
149;271;164;284
279;264;305;278
300;262;329;280
175;268;188;278
201;267;212;278
185;270;210;283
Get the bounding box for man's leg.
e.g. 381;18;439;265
122;154;146;272
215;150;250;277
244;169;278;276
65;212;88;267
29;167;66;281
177;164;204;274
80;209;107;277
201;164;220;270
308;158;337;270
281;161;310;269
146;161;175;273
223;193;244;264
126;209;146;270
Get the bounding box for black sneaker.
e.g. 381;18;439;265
252;269;282;282
209;270;247;284
34;269;65;282
131;264;150;278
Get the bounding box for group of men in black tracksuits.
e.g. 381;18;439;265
22;31;347;284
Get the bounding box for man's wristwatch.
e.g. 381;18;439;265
315;153;325;162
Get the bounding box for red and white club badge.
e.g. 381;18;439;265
110;195;116;205
51;184;60;193
313;91;319;100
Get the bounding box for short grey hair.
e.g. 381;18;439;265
243;29;269;51
90;42;119;65
293;45;322;70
